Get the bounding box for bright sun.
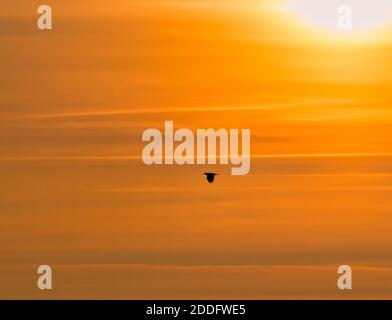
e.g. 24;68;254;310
285;0;392;37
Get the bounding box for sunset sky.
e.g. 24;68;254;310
2;0;392;299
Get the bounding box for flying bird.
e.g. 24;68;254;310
204;172;218;183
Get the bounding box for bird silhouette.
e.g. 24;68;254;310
204;172;218;183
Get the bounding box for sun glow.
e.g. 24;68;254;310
285;0;392;40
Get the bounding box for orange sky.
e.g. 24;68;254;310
2;0;392;299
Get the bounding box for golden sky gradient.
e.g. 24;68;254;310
2;0;392;298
